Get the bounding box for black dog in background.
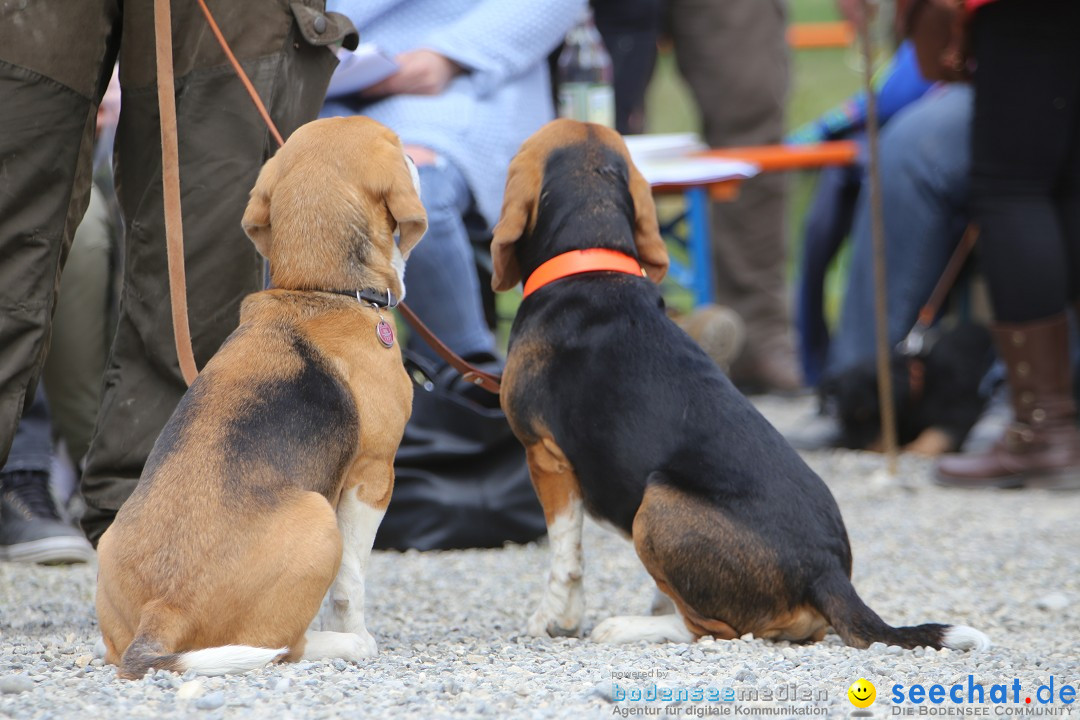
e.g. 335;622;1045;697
820;322;994;455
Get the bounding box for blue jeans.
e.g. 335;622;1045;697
827;84;974;376
796;157;864;386
2;387;52;475
403;160;497;363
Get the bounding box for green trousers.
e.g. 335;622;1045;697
0;0;356;545
667;0;795;375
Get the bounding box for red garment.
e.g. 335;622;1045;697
967;0;997;11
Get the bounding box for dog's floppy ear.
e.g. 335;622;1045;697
386;153;428;259
627;161;669;283
242;153;282;258
490;147;541;292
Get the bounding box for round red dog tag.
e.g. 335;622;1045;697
376;319;395;348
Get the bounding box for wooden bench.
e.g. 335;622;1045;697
787;21;855;50
658;140;860;306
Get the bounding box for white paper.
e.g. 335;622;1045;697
635;157;759;186
624;132;759;186
624;132;707;160
326;43;399;98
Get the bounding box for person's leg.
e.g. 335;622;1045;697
0;0;115;561
592;0;663;134
965;2;1080;324
402;159;498;364
972;0;1080;327
0;389;53;479
827;85;975;377
795;161;863;386
80;0;349;545
0;0;118;468
0;388;94;563
43;183;117;469
668;0;796;392
1066;92;1080;300
936;0;1080;488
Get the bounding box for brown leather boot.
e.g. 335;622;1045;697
935;313;1080;489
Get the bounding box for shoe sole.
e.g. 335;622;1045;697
1026;469;1080;491
0;535;95;565
935;467;1080;491
676;306;745;371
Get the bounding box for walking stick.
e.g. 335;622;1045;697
857;0;900;474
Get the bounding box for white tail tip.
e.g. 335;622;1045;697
943;625;991;651
177;645;288;676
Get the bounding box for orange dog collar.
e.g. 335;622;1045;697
521;249;647;299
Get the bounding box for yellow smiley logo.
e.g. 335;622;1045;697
848;678;876;708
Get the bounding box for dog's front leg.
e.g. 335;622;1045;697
525;440;585;638
326;476;389;656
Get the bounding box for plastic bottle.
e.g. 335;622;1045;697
556;8;615;128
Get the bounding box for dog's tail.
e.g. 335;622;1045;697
809;570;990;651
118;635;287;679
117;604;287;679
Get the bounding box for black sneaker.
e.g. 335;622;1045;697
0;470;94;564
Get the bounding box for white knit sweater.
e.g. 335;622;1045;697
324;0;586;225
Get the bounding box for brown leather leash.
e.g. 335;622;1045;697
155;0;198;386
156;0;500;392
395;303;501;394
897;223;979;358
896;223;979;400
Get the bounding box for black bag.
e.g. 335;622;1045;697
374;351;547;551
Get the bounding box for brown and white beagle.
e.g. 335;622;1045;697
95;116;427;679
491;119;989;651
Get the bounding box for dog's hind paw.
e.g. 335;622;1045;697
302;630;378;662
592;615;697;644
350;629;379;658
527;609;581;638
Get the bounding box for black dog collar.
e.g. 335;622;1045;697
322;287;400;308
318;287;400;349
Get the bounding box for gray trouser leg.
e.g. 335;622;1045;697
668;0;796;378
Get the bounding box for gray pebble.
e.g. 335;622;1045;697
0;394;1077;719
1035;592;1070;611
194;691;225;710
318;689;344;703
0;674;34;694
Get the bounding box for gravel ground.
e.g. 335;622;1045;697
2;395;1078;720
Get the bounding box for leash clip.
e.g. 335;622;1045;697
896;323;939;358
896;327;926;357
